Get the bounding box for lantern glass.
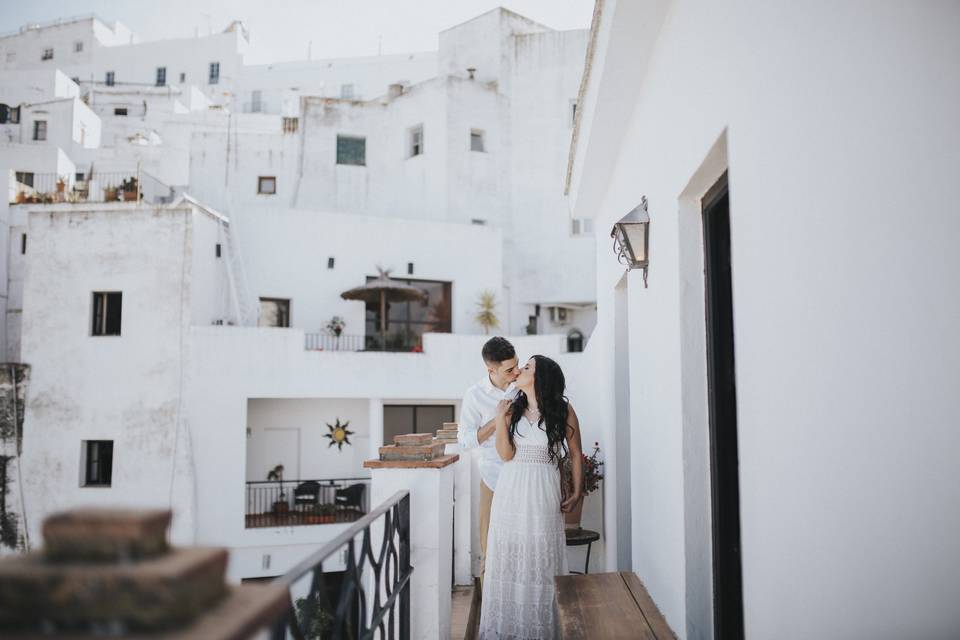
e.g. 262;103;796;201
623;222;648;265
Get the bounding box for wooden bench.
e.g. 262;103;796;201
555;571;677;639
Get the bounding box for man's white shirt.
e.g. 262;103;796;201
458;375;518;492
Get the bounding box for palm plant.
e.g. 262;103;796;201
475;290;500;335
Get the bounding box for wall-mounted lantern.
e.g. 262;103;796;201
611;196;650;287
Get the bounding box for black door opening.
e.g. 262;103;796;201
702;173;744;639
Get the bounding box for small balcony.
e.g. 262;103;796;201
245;477;370;528
9;171;174;206
304;332;425;352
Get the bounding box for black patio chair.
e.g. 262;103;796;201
294;481;321;509
335;483;366;512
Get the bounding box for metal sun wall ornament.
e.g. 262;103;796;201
324;418;354;450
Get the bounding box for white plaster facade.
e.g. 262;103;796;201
567;1;960;639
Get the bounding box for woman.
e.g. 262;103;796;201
479;355;583;639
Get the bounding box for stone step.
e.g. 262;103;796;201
43;508;171;562
0;547;228;633
379;442;447;461
393;433;433;446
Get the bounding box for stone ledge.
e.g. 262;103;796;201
363;454;460;469
43;508;171;562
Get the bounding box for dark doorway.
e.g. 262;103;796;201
702;173;744;639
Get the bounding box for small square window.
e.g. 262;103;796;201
179;72;186;83
114;107;128;116
33;120;47;141
258;298;290;328
105;71;115;86
282;117;299;134
92;292;122;336
258;176;276;195
74;41;84;53
41;48;54;61
215;243;222;258
336;135;366;166
82;440;113;487
156;67;166;87
470;129;485;152
340;84;354;99
327;257;335;269
209;62;220;85
408;125;423;157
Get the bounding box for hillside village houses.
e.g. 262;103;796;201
0;5;605;604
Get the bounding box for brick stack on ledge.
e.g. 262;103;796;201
364;432;459;469
0;509;288;639
435;422;459;444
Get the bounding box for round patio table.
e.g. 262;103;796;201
565;528;601;575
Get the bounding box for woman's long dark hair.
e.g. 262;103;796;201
508;355;570;463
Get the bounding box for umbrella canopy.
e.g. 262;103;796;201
340;268;427;348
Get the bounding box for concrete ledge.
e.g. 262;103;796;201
364;454;460;469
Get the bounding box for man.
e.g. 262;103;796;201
458;336;520;582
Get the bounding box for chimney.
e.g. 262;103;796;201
467;67;477;80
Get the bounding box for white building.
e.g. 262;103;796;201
567;1;960;639
0;7;606;600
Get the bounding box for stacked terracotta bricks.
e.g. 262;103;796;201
379;432;447;461
435;422;459;444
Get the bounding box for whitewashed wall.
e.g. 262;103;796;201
569;1;960;638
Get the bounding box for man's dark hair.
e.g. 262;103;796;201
482;336;516;364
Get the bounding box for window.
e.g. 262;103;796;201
74;41;84;53
407;262;414;275
571;218;594;236
215;243;221;258
282;117;299;134
567;329;584;353
384;405;454;442
105;71;115;86
113;107;128;116
257;176;276;195
20;234;26;255
471;218;486;226
365;277;450;350
15;172;34;188
408;125;423;158
41;48;54;61
156;67;166;86
0;105;19;124
250;90;262;112
570;99;578;127
336;135;366;166
179;72;186;83
82;440;113;487
33;120;47;141
209;62;220;84
259;298;290;327
75;172;85;181
327;257;335;269
470;129;485;152
340;84;354;99
91;292;122;336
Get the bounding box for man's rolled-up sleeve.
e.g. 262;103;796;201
458;390;481;450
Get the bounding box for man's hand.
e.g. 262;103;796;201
561;491;582;513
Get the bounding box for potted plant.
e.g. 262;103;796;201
474;290;500;335
104;185;118;201
561;443;604;529
120;177;139;202
266;464;288;514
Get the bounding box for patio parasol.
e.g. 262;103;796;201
340;267;427;349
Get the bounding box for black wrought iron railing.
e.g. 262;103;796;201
269;490;412;640
303;332;426;353
246;478;371;529
304;333;366;352
9;171;174;205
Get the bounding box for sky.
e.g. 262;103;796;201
0;1;595;64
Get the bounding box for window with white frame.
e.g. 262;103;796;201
250;90;262;112
257;176;276;195
41;48;54;61
33;120;47;141
336;135;366;166
156;67;166;86
209;62;220;84
282;117;299;134
74;41;84;53
470;129;485;152
340;84;355;99
105;71;115;86
408;125;423;157
91;292;122;336
258;298;290;327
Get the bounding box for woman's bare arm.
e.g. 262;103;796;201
494;399;516;462
561;402;584;512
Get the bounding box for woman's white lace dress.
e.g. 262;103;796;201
479;416;568;639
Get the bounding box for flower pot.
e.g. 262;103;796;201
273;501;289;514
122;190;138;202
564;494;584;529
